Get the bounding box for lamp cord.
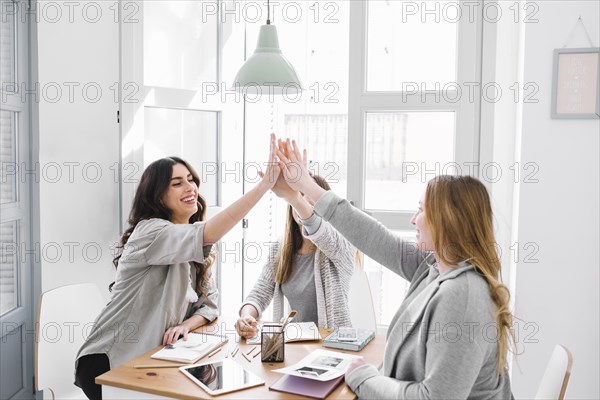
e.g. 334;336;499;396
267;0;271;24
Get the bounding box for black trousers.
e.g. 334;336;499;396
75;354;110;400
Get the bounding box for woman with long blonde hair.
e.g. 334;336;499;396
277;139;514;399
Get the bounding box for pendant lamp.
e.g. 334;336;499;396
232;0;304;95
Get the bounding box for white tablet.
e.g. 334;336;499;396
179;358;265;396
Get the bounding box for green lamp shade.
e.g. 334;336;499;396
233;24;304;95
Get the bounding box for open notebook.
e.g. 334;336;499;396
151;333;228;364
246;322;320;345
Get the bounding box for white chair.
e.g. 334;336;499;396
36;283;105;400
534;344;573;400
348;268;377;332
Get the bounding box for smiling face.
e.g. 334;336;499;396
162;163;199;224
411;193;434;251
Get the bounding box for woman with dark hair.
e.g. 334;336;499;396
277;139;514;399
235;145;356;337
74;135;280;400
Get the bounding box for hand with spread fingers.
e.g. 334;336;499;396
276;138;327;203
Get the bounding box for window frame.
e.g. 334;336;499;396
347;0;483;230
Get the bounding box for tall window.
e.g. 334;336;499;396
242;1;350;318
347;1;482;325
242;1;482;326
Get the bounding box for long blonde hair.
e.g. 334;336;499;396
424;175;514;375
274;175;330;284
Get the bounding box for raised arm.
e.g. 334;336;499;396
277;139;424;281
203;134;280;245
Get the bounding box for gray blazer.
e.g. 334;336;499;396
314;191;514;399
76;218;218;368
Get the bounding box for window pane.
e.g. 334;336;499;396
144;108;219;206
144;1;217;89
244;0;350;196
0;0;16;92
0;220;18;315
285;114;348;197
367;0;458;91
0;110;16;204
365;112;455;211
363;231;416;325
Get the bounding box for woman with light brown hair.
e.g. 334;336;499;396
277;139;514;399
235;150;356;336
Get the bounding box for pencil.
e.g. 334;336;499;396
207;347;222;358
246;346;257;356
253;350;261;358
230;345;239;357
241;351;252;362
134;364;185;369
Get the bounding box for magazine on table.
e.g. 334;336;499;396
272;349;361;382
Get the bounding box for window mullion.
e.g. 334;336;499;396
359;93;463;110
454;0;483;173
347;0;367;209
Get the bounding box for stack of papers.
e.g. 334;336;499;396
322;328;375;352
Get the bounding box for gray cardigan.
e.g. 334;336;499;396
241;214;355;328
314;191;513;399
76;218;218;368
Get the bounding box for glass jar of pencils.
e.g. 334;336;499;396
261;324;285;363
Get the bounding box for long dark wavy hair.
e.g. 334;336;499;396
110;157;216;294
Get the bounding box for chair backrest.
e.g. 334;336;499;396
534;344;574;400
35;283;105;399
348;268;377;332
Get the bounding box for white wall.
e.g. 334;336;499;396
37;1;120;301
510;1;600;399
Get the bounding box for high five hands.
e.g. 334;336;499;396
259;138;312;201
258;136;327;209
270;139;308;202
276;138;327;204
257;133;282;192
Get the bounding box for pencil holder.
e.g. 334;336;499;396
261;324;285;363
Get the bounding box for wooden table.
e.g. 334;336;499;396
96;318;385;399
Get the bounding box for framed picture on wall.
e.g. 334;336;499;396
551;47;600;119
